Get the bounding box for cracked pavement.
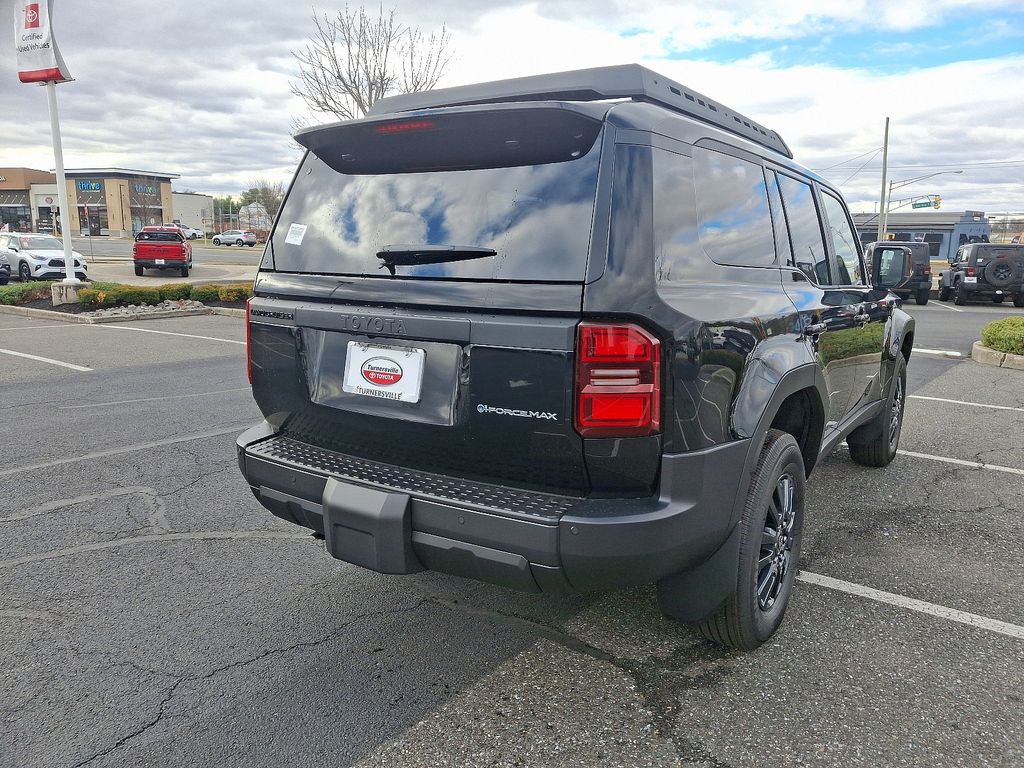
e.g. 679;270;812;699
1;310;1022;767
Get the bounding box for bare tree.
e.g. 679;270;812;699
291;5;452;122
240;178;286;218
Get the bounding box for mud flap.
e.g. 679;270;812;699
655;524;740;623
321;478;424;574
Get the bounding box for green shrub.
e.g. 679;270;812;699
0;281;56;305
981;317;1024;356
159;284;192;301
217;285;246;302
190;284;221;302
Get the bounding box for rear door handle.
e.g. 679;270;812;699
804;322;827;336
853;313;870;325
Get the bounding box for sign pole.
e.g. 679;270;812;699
45;80;78;284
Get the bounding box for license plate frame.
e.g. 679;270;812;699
155;258;165;265
343;342;425;403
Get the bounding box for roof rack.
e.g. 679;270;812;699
367;64;792;159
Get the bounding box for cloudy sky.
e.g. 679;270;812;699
3;0;1022;213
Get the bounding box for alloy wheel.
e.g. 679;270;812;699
757;474;796;611
19;262;31;281
889;375;904;450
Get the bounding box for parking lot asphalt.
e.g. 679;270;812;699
2;312;1023;768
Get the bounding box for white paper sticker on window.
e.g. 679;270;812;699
285;223;308;245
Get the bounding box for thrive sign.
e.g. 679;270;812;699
15;0;72;83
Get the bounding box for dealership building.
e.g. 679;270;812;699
853;210;992;262
0;166;179;236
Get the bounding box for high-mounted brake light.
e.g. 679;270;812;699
575;322;661;438
245;298;253;384
374;120;436;135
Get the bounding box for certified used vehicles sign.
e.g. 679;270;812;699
343;342;424;403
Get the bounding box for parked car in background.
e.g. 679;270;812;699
166;223;204;240
938;243;1024;306
863;241;932;304
237;64;915;651
0;232;89;281
133;226;193;277
212;230;257;247
0;252;10;285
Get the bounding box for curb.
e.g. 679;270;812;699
0;304;235;325
971;341;1024;370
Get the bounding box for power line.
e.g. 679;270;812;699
811;147;883;173
821;159;1024;171
836;149;882;186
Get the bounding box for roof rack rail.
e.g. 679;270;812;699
367;64;792;159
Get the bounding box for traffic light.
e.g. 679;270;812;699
932;195;941;209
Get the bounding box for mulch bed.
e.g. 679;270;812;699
14;298;247;315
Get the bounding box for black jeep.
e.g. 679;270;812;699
237;65;915;650
938;243;1024;306
864;241;932;304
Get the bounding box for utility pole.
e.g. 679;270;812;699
876;117;890;243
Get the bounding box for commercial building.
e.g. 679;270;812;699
0;166;180;236
853;210;992;262
171;191;214;233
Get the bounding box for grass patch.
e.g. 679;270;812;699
981;317;1024;356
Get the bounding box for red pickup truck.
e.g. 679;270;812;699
133;226;193;277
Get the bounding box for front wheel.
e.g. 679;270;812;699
915;289;929;305
18;262;32;281
235;239;244;246
993;296;1005;304
213;238;221;246
938;285;951;301
695;430;805;650
848;353;906;467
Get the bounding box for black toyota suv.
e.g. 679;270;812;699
938;243;1024;306
864;241;932;304
237;65;915;650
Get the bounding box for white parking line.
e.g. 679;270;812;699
0;324;77;331
913;348;964;358
98;325;245;345
928;302;964;313
908;395;1024;413
798;571;1024;641
0;347;92;372
59;387;250;409
897;449;1024;477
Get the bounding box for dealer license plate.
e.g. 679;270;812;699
343;342;425;403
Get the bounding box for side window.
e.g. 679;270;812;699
765;170;791;265
821;191;864;285
777;174;829;284
692;147;776;266
649;147;701;282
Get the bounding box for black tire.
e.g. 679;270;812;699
247;242;256;247
848;353;906;468
235;239;244;246
213;238;221;246
915;289;929;305
938;285;951;301
180;265;189;278
696;429;805;650
993;296;1005;304
134;264;144;277
0;277;7;286
1014;295;1024;308
18;261;32;281
984;258;1015;288
954;280;968;305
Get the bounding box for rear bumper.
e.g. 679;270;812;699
959;281;1023;296
134;258;186;267
896;279;931;294
236;420;746;594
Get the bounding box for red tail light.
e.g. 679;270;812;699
245;298;253;384
966;266;976;277
575;322;661;437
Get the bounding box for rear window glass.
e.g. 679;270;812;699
136;232;181;242
270;110;603;281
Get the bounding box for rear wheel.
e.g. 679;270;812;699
696;430;805;650
134;264;144;277
915;289;929;305
848;353;906;468
180;265;189;277
954;280;968;305
213;238;221;246
1014;295;1024;308
938;285;951;301
993;296;1005;304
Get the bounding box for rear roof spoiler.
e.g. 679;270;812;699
367;64;792;159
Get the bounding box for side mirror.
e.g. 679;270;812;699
871;246;911;290
948;255;956;264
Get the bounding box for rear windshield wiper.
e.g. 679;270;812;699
376;245;496;276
